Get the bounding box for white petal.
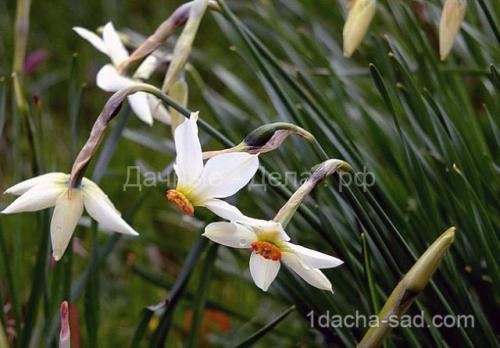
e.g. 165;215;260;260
4;172;67;195
81;178;138;236
1;182;65;214
51;190;84;261
133;55;160;80
147;95;171;125
249;252;280;292
281;252;333;291
203;222;257;248
286;243;343;269
192;152;259;201
73;27;108;55
128;92;153;125
174;112;203;189
96;64;135;92
102;22;129;66
202;199;246;222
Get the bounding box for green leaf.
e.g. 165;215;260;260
233;305;295;348
149;236;208;347
20;212;50;348
186;243;219;348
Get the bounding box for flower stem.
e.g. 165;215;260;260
273;159;352;227
358;227;456;348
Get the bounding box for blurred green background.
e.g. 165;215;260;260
0;0;499;347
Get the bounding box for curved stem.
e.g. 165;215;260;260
273;159;351;227
67;82;231;188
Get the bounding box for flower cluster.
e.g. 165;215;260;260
169;115;344;292
1;0;344;295
74;22;170;125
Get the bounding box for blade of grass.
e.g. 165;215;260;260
476;0;500;44
130;305;159;347
19;211;50;348
361;233;380;314
68;54;85;159
149;235;208;347
233;305;295;348
0;77;5;136
84;221;99;348
186;243;218;348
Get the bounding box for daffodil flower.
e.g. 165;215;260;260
73;22;170;125
203;218;343;292
166;112;259;221
1;173;138;261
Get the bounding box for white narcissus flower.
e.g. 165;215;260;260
203;218;343;292
166;112;259;221
439;0;466;61
73;22;170;125
343;0;377;58
1;173;138;261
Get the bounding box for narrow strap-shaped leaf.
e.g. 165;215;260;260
149;236;208;347
361;233;380;314
20;211;50;348
476;0;500;44
84;222;100;348
130;306;157;347
186;243;219;348
488;64;500;90
233;305;295;348
0;77;5;137
68;53;85;159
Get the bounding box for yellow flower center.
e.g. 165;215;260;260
166;189;194;216
251;241;282;261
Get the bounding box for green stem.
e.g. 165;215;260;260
359;228;456;348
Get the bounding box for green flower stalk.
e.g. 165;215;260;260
358;227;456;348
13;0;31;73
13;0;32;113
274;159;352;227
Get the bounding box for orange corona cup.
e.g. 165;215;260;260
251;241;282;261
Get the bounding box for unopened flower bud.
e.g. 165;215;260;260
59;301;70;348
118;0;221;72
202;122;314;159
439;0;466;61
343;0;377;58
358;227;455;347
404;227;455;292
243;122;313;148
168;77;189;133
162;0;208;93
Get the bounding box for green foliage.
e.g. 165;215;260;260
0;0;498;347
